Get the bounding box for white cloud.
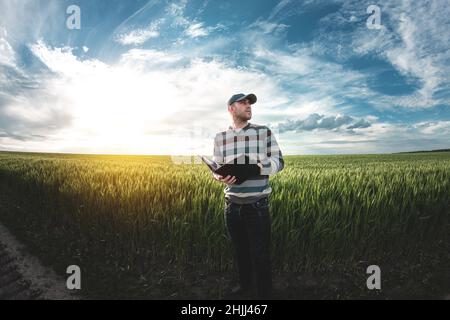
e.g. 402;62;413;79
252;46;313;76
30;40;109;76
185;22;209;38
165;0;224;39
354;1;448;108
308;0;450;109
2;41;295;155
0;1;62;44
279;120;450;155
250;20;289;34
1;32;75;145
382;11;442;108
268;0;292;21
0;27;16;67
250;44;369;113
119;49;183;70
115;20;162;45
414;121;450;135
166;0;190;28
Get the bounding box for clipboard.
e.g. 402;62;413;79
200;154;260;184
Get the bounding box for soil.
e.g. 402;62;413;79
0;222;78;300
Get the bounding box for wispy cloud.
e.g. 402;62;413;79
167;0;190;27
185;22;209;38
0;27;16;67
316;0;450;109
249;19;289;35
165;0;225;39
115;20;163;45
267;0;292;21
184;22;225;38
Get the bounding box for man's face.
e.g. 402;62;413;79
229;99;252;121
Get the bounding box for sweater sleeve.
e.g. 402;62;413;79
213;133;224;165
259;128;285;176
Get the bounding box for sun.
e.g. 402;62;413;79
55;65;179;154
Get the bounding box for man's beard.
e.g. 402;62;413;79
237;112;251;121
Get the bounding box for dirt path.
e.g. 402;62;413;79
0;222;79;300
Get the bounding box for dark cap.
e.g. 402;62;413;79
227;93;257;106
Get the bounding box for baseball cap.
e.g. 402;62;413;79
227;93;257;106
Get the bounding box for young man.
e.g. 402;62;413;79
212;93;284;299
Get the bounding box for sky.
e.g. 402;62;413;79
0;0;449;155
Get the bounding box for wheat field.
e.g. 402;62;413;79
0;151;449;298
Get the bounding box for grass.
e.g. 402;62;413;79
0;151;449;299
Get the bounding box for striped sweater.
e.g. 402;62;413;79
213;122;284;204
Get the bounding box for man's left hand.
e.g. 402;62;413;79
257;162;263;174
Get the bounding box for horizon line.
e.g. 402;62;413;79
1;148;450;157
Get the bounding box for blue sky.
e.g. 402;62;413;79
0;0;449;155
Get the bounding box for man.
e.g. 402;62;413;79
212;93;284;299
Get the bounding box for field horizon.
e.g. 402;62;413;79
1;147;450;157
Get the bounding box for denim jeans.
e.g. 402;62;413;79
224;196;272;299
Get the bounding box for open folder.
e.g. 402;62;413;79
200;154;260;185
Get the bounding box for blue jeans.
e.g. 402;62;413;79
224;196;272;299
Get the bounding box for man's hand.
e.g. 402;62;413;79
250;157;263;174
213;173;237;184
257;162;263;174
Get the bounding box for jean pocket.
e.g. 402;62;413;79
254;197;269;209
224;202;238;216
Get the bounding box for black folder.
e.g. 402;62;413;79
200;154;260;184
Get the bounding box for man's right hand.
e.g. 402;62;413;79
213;173;237;185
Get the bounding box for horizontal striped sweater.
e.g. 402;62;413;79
213;122;284;204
